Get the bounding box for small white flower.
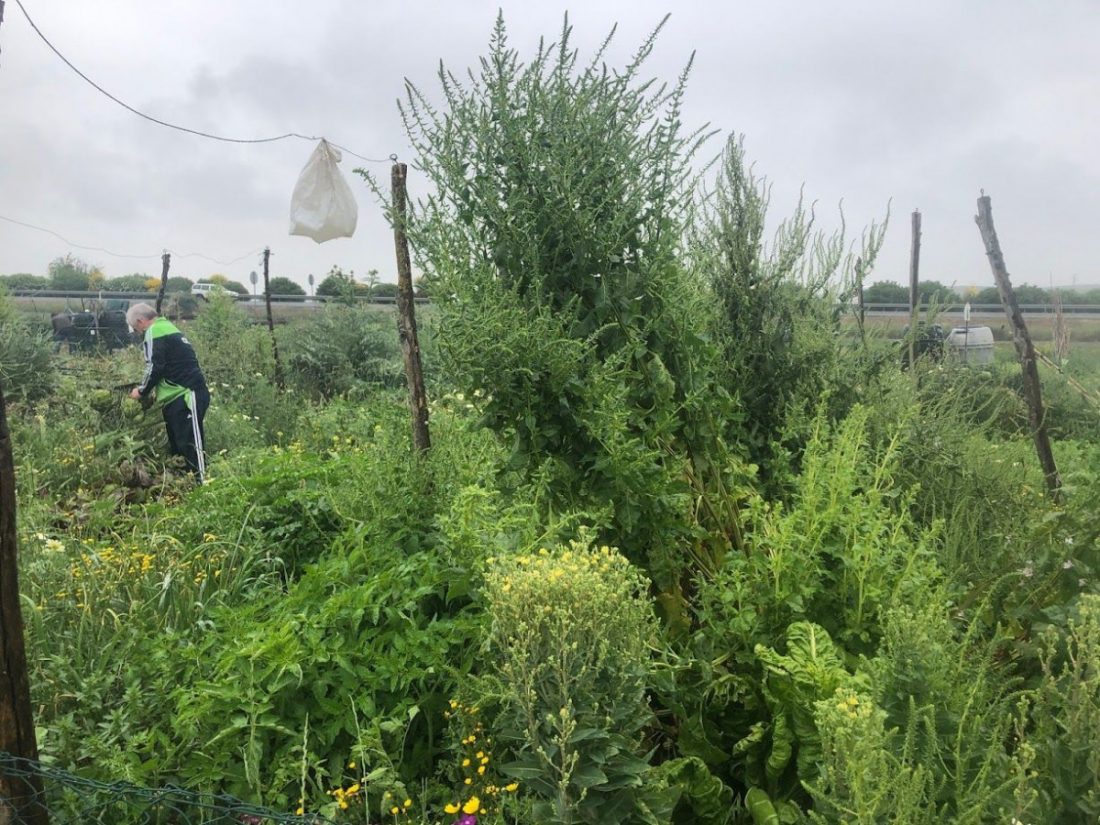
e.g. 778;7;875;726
1021;564;1035;579
1065;536;1075;545
1063;559;1074;570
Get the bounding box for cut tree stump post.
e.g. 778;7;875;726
0;380;49;825
908;210;921;368
261;247;285;389
975;193;1061;502
154;252;170;316
391;162;431;452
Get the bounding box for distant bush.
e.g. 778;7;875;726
48;254;95;291
104;274;153;291
165;276;194;293
266;276;304;296
0;273;48;290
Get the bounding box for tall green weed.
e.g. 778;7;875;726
476;541;658;824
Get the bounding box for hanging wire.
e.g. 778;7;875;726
0;213;263;266
12;0;394;163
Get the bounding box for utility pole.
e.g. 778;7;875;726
975;193;1061;502
391;162;431;452
0;379;49;825
261;248;284;389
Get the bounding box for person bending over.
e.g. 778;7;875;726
126;303;210;482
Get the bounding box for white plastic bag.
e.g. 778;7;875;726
289;139;358;243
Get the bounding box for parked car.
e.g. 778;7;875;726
191;283;237;301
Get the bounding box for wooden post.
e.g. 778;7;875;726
975;193;1061;501
854;255;866;350
154;252;170;316
1052;289;1070;364
261;248;285;390
908;210;921;367
0;381;49;825
391;163;431;452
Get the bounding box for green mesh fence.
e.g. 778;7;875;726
0;752;336;824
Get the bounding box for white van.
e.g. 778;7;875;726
191;283;236;301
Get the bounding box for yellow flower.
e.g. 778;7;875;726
505;782;519;792
462;758;471;767
348;761;356;768
295;806;304;815
477;766;486;775
346;783;360;795
403;799;412;808
391;806;399;814
462;796;481;814
464;777;472;785
444;803;460;814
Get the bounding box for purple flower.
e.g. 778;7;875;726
453;816;477;825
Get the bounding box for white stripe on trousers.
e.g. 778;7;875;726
188;390;206;483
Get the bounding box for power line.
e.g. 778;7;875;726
0;213;263;266
11;0;395;164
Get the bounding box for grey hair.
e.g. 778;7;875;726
125;302;158;326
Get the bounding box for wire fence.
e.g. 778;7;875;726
0;752;336;824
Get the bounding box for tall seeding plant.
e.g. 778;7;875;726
690;136;887;488
389;15;749;605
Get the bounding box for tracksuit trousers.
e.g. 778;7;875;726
162;386;210;482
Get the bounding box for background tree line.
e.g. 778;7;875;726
0;255;417;298
863;278;1100;305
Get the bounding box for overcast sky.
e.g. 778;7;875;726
2;1;1098;291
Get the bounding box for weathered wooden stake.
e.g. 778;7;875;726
154;252;170;316
1051;289;1070;364
854;255;866;350
0;380;48;825
261;247;285;390
391;163;431;452
908;210;921;368
975;193;1061;501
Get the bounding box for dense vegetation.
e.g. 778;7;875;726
5;16;1099;825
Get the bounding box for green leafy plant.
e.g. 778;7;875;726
385;13;749;608
1025;594;1100;820
478;541;657;824
733;623;859;816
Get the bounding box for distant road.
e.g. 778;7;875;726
10;293;1100;320
859;303;1100;321
6;290;427;317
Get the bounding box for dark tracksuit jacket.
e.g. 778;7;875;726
137;317;210;479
